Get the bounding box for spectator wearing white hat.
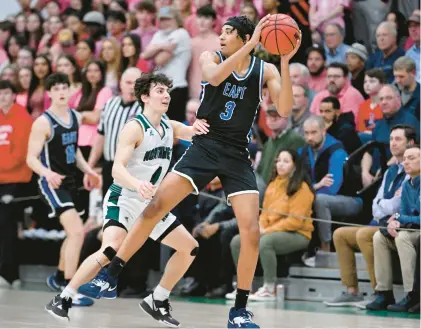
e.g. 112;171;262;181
346;43;369;99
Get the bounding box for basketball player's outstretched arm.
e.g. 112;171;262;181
26;117;65;189
112;121;155;200
265;32;302;118
169;119;210;141
200;15;271;86
76;149;102;190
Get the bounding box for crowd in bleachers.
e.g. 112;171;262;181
0;0;419;314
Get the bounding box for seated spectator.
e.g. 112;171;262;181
82;12;106;57
385;10;409;50
0;21;13;72
366;22;405;83
306;44;328;93
361;85;420;187
367;145;420;312
289;63;315;103
16;46;35;70
0;80;33;286
408;237;420;313
300;116;362;253
323;23;350;65
393;56;420;120
188;5;220;99
143;7;191;121
55;54;82;104
256;105;305;184
75;38;95;69
288;84;311;136
310;62;365;124
230;149;314;300
346;43;369;99
356;69;387;135
65;10;89;43
319;96;362;155
324;124;415;307
405;11;420;83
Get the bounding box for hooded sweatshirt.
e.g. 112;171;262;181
0;104;33;184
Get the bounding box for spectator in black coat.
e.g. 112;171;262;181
319;96;362;155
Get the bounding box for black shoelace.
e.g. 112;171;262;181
155;299;172;315
61;296;73;311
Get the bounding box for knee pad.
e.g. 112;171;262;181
103;246;117;261
190;246;199;256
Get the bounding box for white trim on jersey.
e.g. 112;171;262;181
38;142;74;218
46;108;74;129
233;56;256;81
227;190;259;205
259;59;265;103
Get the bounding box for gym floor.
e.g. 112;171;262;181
0;288;419;328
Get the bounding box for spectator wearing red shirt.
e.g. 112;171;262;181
0;80;33;287
310;62;365;125
356;69;386;136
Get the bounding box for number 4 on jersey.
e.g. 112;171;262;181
220;101;236;121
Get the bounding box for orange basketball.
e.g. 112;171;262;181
260;14;300;55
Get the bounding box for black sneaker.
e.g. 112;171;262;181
45;294;72;321
139;294;180;328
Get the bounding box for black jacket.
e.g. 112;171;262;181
327;112;362;155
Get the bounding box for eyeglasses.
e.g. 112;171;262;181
327;75;344;79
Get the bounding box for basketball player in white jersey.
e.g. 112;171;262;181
45;72;210;327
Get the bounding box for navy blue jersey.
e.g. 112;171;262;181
196;51;264;149
40;109;79;185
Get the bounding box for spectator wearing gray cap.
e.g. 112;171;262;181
141;6;191;122
346;43;369;99
83;11;106;56
405;11;420;83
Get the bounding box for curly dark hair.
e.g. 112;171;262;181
134;72;173;102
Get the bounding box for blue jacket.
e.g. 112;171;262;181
373;109;420;149
366;48;406;83
399;176;420;225
298;134;348;195
399;82;420;120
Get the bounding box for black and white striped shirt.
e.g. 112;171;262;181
97;96;143;161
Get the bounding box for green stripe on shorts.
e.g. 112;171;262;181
106;184;121;221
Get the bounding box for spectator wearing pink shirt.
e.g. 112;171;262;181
131;1;158;65
16;67;31;108
310;62;365;124
309;0;349;34
0;21;13;73
184;0;223;38
306;45;328;93
55;54;82;104
189;5;220;99
71;60;113;152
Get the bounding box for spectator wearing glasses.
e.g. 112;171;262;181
310;62;365;124
366;22;405;84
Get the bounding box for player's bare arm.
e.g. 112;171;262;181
112;121;155;199
200;15;270;86
26;116;65;189
169;119;210;141
264;32;302;118
76;149;102;191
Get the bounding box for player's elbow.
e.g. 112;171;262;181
111;163;122;180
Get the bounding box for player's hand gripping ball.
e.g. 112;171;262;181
260;14;300;55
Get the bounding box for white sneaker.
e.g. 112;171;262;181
225;289;236;300
0;276;10;288
249;286;276;302
301;252;316;268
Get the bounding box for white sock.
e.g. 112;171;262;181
60;286;77;300
153;284;170;301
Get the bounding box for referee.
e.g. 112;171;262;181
88;68;143;197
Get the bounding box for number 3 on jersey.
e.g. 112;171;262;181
220;101;236;121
